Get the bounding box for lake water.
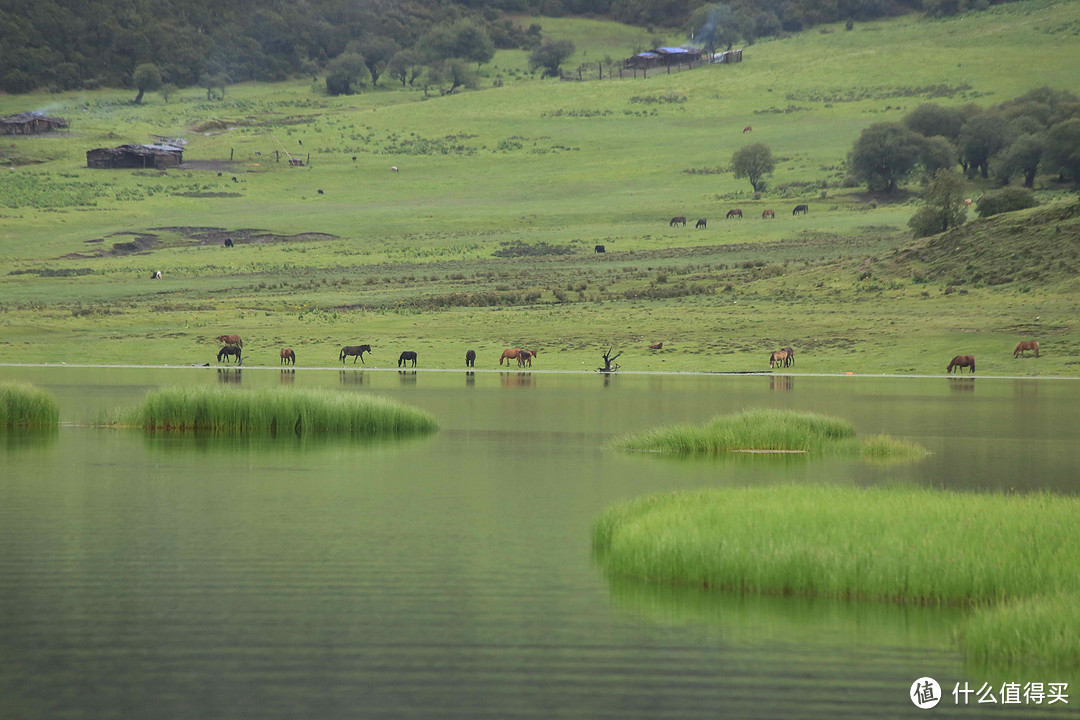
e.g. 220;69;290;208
1;366;1077;719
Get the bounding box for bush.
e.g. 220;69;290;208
976;188;1038;218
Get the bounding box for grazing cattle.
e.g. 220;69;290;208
726;209;743;219
1014;341;1040;358
352;156;357;161
769;349;789;369
465;349;476;367
696;218;707;229
224;238;234;247
947;355;976;374
340;344;372;364
217;335;243;348
743;126;752;133
517;350;534;367
649;342;663;350
781;346;795;367
317;189;324;195
669;216;687;227
398;351;418;367
217;345;242;365
280;348;296;365
793;204;809;215
595;244;606;253
391;166;399;172
500;348;538;365
762;209;775;219
151;270;162;279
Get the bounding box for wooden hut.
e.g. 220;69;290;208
86;144;183;170
624;47;703;69
1;112;69;135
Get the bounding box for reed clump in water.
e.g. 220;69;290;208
0;382;60;428
134;386;438;437
593;484;1080;666
615;408;924;459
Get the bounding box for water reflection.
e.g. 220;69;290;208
141;429;432;455
500;372;532;388
339;370;364;385
0;427;58;451
398;370;417;385
948;377;975;392
465;371;475;387
770;375;793;392
280;369;295;384
217;368;242;384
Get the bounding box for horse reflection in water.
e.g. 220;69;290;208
280;369;295;384
399;370;417;385
948;377;975;392
770;375;793;392
500;372;532;388
339;370;364;385
465;372;475;387
217;368;242;384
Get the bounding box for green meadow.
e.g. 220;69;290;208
593;484;1080;666
1;0;1078;373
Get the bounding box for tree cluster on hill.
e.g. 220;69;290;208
848;87;1080;193
0;0;538;95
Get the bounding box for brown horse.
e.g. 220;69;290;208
500;348;538;365
649;342;663;350
517;350;533;367
743;126;752;133
762;209;775;219
669;216;687;227
280;348;295;365
769;349;789;368
217;345;242;365
340;344;372;364
947;355;975;374
1014;341;1040;358
726;209;743;219
217;334;243;347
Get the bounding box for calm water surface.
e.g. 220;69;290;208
1;367;1077;719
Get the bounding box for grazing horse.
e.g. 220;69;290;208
781;346;795;367
500;348;538;365
217;334;243;347
517;350;534;367
726;209;743;219
224;238;234;247
465;349;476;367
1014;341;1040;358
695;218;707;229
743;126;752;133
280;348;295;365
398;351;418;367
769;349;789;369
669;216;687;227
151;270;162;279
762;209;775;219
340;344;372;364
793;204;809;215
217;345;242;365
649;342;663;350
947;355;976;374
595;244;605;253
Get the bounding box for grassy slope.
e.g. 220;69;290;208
0;1;1078;373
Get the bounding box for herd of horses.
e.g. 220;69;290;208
670;205;808;227
214;336;1043;373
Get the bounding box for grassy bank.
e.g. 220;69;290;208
0;382;60;428
615;408;925;459
593;484;1080;665
130;385;438;436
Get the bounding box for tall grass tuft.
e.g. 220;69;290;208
133;386;438;437
593;484;1080;666
0;382;60;428
615;408;923;459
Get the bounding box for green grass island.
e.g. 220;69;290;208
0;382;61;428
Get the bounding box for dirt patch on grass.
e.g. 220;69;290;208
147;227;338;245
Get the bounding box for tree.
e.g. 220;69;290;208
357;36;399;86
434;58;478;95
325;53;371;95
386;49;423;87
848;122;925;192
132;63;162;104
995;134;1044;188
529;40;575;77
908;169;967;238
958;111;1014;179
731;143;775;192
903;103;969;142
688;3;739;52
159;83;178;103
1045;119;1080;183
919;135;958;179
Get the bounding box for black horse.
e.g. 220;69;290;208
340;344;372;364
398;351;418;367
781;346;795;367
793;204;809;215
217;345;242;365
465;349;476;367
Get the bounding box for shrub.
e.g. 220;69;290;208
975;187;1039;218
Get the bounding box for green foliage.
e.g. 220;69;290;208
908;169;967;237
903;103;970;141
132;386;438;437
0;174;102;209
1045;118;1080;182
529;40;576;77
325;53;372;95
592;483;1080;666
731;142;775;192
0;382;60;428
975;187;1039;217
959;111;1015;179
848;122;925;192
132;63;162;105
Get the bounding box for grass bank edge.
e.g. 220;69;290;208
0;382;60;428
592;484;1080;666
116;385;438;436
